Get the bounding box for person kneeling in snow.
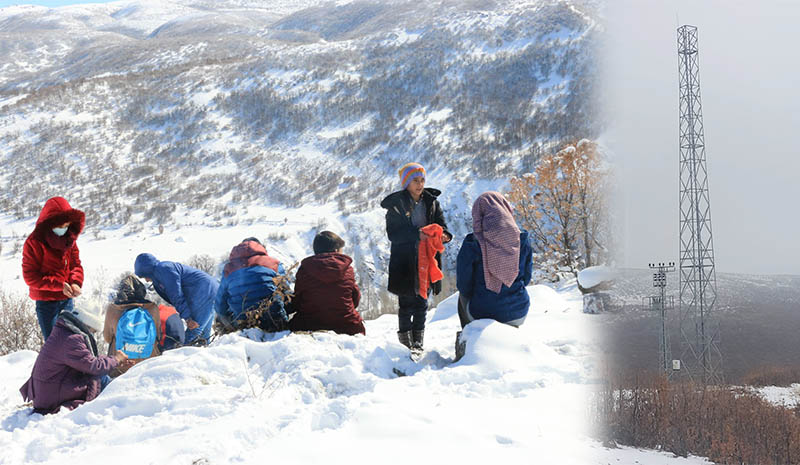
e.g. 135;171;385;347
289;231;365;335
20;305;127;415
455;192;533;359
214;238;290;333
134;253;219;345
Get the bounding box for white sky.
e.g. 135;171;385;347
604;0;800;275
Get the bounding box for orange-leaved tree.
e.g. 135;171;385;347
507;139;609;278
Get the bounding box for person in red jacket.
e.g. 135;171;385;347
22;197;85;341
289;231;365;335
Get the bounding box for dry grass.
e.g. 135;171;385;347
741;366;800;388
597;373;800;464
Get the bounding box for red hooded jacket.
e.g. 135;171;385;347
22;197;85;301
289;252;365;335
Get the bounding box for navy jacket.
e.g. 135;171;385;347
456;230;533;323
214;240;288;331
134;254;218;325
216;264;287;323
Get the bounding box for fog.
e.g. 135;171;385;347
603;0;800;275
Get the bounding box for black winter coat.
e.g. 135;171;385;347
380;188;451;297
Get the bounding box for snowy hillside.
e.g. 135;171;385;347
0;0;602;307
0;272;713;465
0;283;593;464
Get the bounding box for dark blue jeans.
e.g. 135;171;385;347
185;307;214;345
35;299;73;340
398;294;429;332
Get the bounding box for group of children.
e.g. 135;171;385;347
18;162;533;414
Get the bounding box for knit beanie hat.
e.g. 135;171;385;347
65;304;104;332
399;162;426;189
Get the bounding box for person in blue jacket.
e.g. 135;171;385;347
456;191;533;331
214;238;289;332
134;253;219;345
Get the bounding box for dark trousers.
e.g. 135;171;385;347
35;299;73;341
398;294;428;332
458;294;473;329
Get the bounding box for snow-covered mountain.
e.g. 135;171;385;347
0;0;601;311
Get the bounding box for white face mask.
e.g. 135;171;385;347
52;226;68;237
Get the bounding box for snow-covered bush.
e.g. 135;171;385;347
0;289;42;355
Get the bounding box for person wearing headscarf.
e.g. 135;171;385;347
456;191;533;329
22;197;85;341
380;162;452;352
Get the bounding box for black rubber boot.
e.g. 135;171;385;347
397;330;412;349
411;329;425;351
454;331;466;362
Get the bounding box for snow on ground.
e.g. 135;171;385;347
0;216;715;464
577;265;614;289
754;384;800;408
0;283;597;465
0;275;712;464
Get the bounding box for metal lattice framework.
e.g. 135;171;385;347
677;25;723;384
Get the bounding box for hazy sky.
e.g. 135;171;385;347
604;0;800;275
0;0;113;7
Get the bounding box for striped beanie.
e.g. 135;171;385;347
399;162;426;189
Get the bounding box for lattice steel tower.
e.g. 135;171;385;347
677;25;722;384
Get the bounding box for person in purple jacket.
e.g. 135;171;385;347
20;305;128;415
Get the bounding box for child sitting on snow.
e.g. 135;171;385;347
214;238;289;332
289;231;364;335
20;305;128;414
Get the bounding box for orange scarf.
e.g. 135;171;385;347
418;224;445;297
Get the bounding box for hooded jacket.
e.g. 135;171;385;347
22;197;85;301
289;252;364;335
19;316;118;414
134;253;218;326
214;240;288;330
380;188;451;297
456;230;533;324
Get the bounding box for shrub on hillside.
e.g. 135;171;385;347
597;373;800;464
741;366;800;388
188;254;219;277
0;290;43;355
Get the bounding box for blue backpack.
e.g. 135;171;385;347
116;308;157;359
